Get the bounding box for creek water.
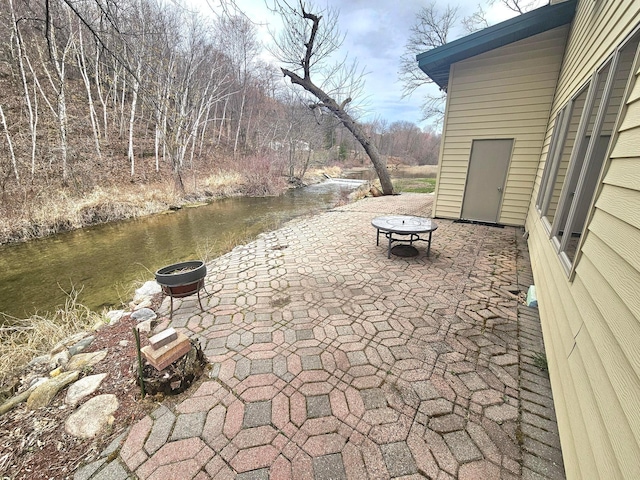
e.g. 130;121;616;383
0;180;362;319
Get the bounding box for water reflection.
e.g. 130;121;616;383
0;181;357;318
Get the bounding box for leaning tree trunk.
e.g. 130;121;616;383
281;68;394;195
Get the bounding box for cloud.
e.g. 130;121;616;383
194;0;527;127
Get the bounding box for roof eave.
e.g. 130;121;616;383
416;0;577;90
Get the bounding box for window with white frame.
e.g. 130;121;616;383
537;30;640;275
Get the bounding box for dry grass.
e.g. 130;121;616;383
0;184;181;244
391;164;439;178
201;170;244;197
0;157;293;245
0;290;104;385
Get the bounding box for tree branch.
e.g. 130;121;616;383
300;6;321;80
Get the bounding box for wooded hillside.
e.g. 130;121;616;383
0;0;439;242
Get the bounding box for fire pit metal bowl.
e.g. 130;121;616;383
155;260;207;319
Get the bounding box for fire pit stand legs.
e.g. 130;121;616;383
163;278;206;320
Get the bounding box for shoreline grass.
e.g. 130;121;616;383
0;290;104;385
0;166;340;246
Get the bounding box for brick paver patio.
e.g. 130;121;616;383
77;193;565;480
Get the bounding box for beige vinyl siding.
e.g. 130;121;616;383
433;25;569;225
552;1;639;108
532;1;640;203
526;2;640;477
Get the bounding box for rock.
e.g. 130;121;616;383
49;350;71;369
370;186;383;197
69;336;95;356
131;308;157;323
133;281;162;304
26;371;80;410
92;320;107;331
132;298;152;311
29;377;48;389
66;349;108;371
51;332;90;354
0;379;19;404
119;340;129;347
0;384;38;416
50;367;63;377
105;310;125;325
66;373;108;406
136;319;153;334
65;394;119;439
27;354;51;367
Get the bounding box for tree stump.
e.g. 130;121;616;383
139;339;207;396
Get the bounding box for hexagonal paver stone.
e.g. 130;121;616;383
91;459;129;480
360;389;387;410
235;357;251;380
170;411;207;440
307;395;332;419
485;403;518;423
458;372;488;391
251;359;273;375
313;453;347;480
373;321;392;332
412;380;440;401
346;351;367;367
296;329;314;341
381;442;417;477
243;401;272;428
443;431;482;463
301;355;323;371
236;468;269;480
254;332;273;344
336;326;354;336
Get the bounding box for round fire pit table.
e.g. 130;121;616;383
155;260;207;319
371;215;438;259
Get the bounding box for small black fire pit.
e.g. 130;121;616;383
155;260;207;319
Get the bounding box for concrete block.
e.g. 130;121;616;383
149;327;177;350
141;332;191;370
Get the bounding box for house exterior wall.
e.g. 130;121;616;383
431;25;569;225
525;1;640;478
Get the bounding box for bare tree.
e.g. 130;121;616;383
489;0;543;15
9;0;37;177
216;14;259;156
466;0;545;30
0;104;18;181
269;0;394;195
401;0;543;126
399;2;459;126
41;1;74;184
462;4;490;33
75;21;102;161
399;3;458;96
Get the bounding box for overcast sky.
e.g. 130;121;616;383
195;1;541;129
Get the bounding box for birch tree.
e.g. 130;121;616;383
0;104;18;181
41;1;74;184
9;0;37;176
75;22;102;161
216;15;259;156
